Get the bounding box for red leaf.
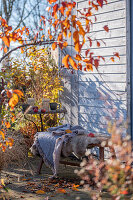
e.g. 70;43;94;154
104;25;109;32
110;57;115;62
85;49;90;57
78;63;82;70
114;52;120;60
7;90;12;98
53;4;58;14
88;133;95;137
96;41;100;47
97;0;103;7
88;37;92;47
94;59;99;68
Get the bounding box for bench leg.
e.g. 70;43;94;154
99;147;104;162
109;146;116;159
37;158;44;174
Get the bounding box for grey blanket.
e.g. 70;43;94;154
32;124;86;176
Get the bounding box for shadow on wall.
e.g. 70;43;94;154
60;69;127;135
59;68;79;125
78;74;127;135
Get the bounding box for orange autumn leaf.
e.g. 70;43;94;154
83;59;90;63
75;54;82;61
104;25;109;32
65;129;72;133
73;31;79;43
11;117;15;123
78;25;85;37
62;55;69;68
21;48;24;53
86;19;90;26
2;145;6;152
86;63;93;71
2;36;10;47
5;121;11;129
0;131;5;140
72;187;79;191
110;57;115;62
7;138;14;147
120;190;128;195
72;184;80;188
63;29;67;37
49;35;53;40
57;33;63;41
4;47;7;53
9;93;19;108
13;90;23;98
56;188;67;193
52;42;57;50
69;57;78;70
48;0;57;4
75;42;81;53
68;31;71;38
63;41;68;47
35;190;45;194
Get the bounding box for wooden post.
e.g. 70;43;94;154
37;158;44;174
99;147;104;162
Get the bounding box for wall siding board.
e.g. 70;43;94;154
61;0;127;136
78;0;126;134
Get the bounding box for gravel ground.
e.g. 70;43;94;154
0;156;93;200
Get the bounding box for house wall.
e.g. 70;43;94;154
60;0;127;135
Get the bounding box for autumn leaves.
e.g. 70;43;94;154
49;0;118;72
0;17;29;53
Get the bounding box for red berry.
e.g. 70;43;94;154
33;108;38;112
41;109;46;113
33;107;38;112
88;133;95;137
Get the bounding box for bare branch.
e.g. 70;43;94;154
0;40;54;63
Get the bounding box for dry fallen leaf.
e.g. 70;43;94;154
56;188;67;193
35;190;46;194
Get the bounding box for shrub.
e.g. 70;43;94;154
78;123;133;200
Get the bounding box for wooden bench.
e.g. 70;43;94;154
37;136;116;174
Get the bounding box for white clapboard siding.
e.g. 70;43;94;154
60;0;127;134
77;0;127;134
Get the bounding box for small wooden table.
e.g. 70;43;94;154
23;107;67;132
